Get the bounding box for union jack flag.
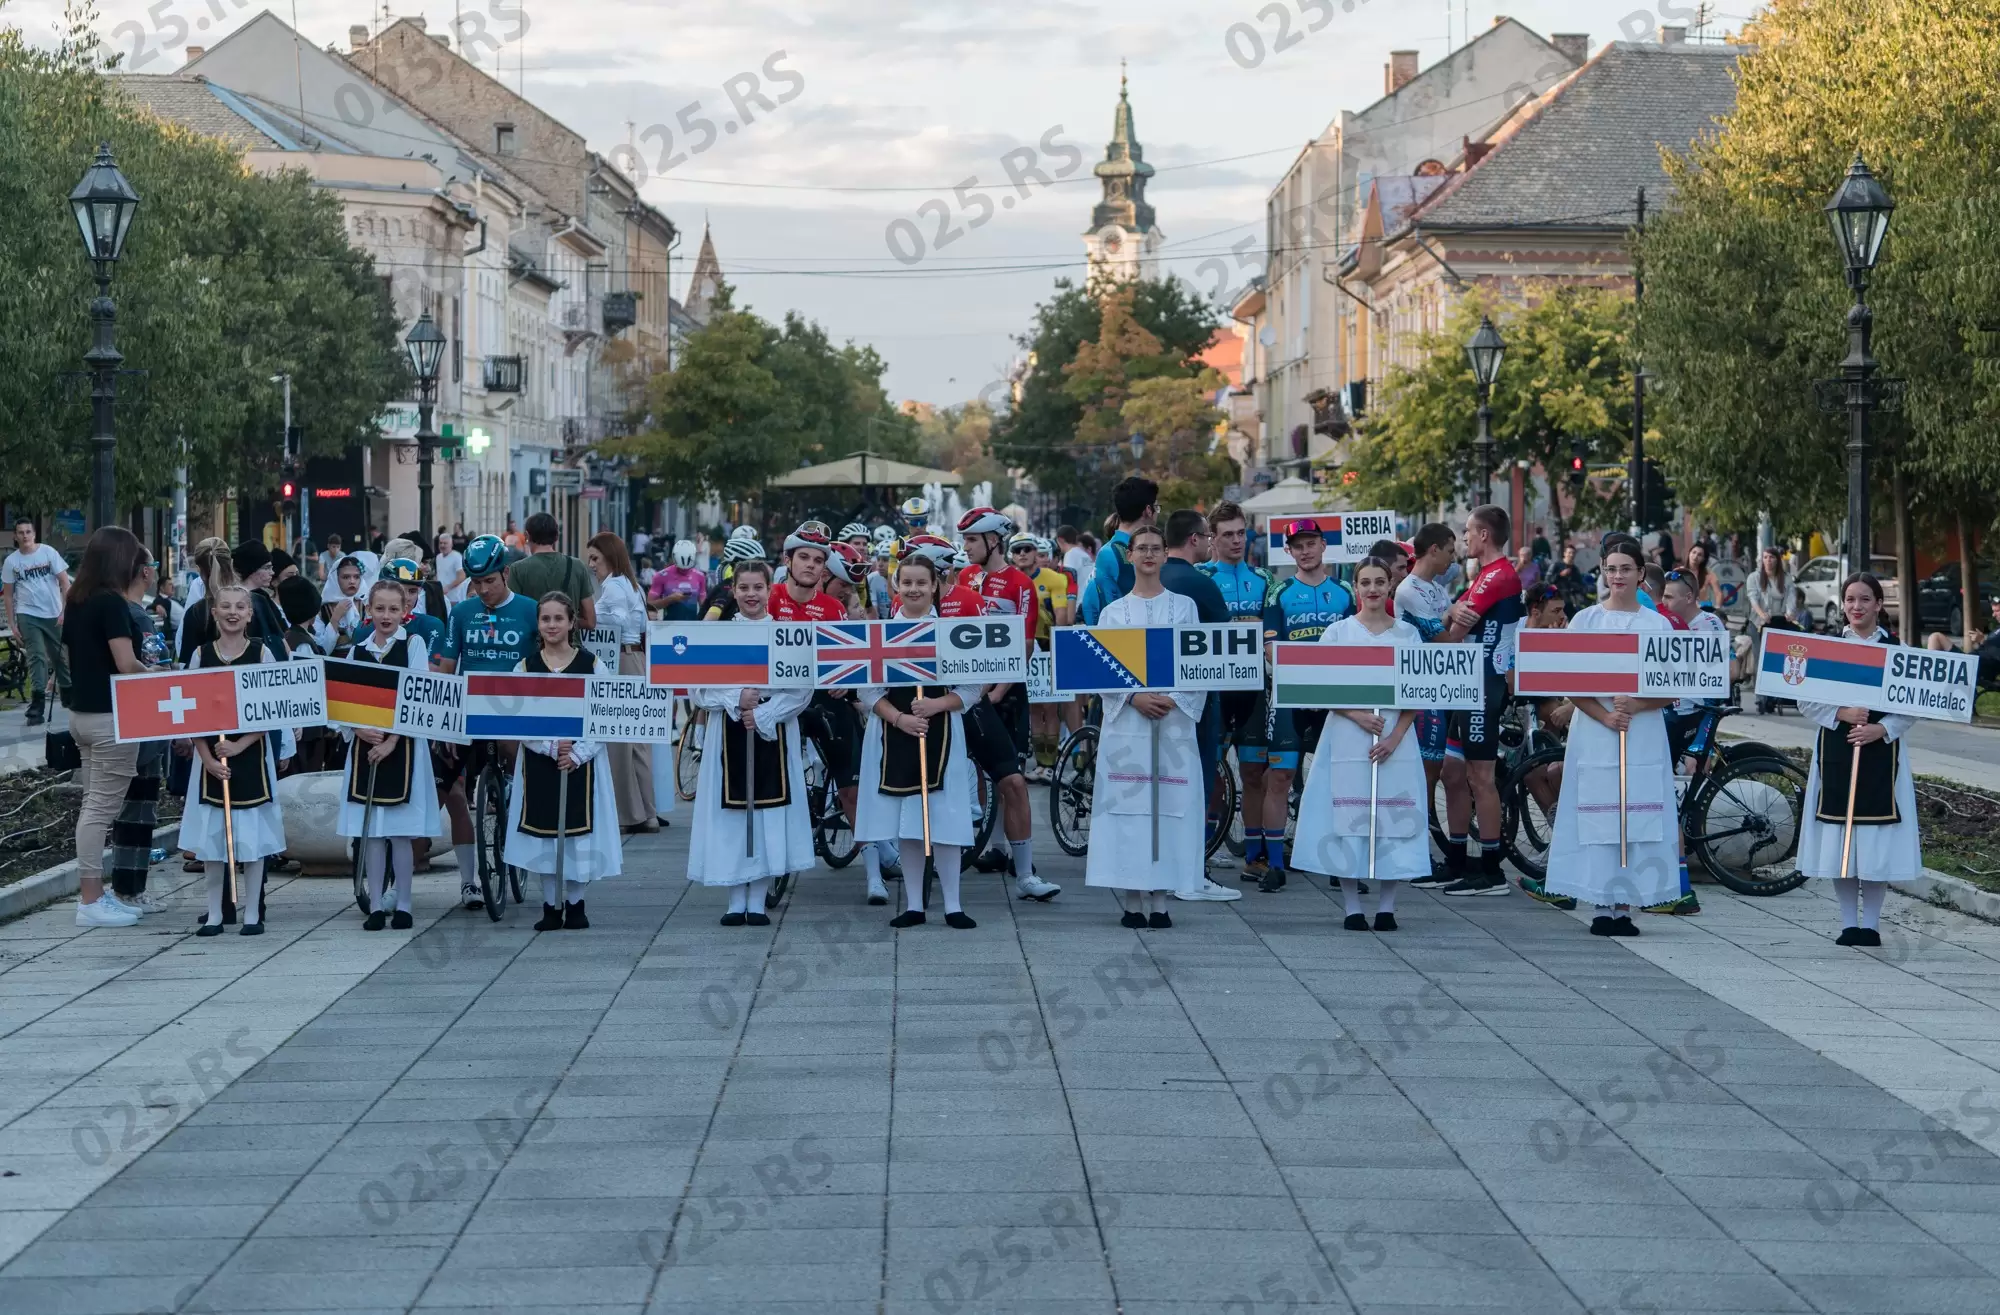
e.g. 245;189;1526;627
816;620;939;686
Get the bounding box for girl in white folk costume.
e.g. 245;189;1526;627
688;561;815;926
179;585;294;936
1544;535;1680;936
1084;525;1205;929
1796;573;1919;947
339;582;442;931
857;555;983;930
505;592;620;931
1293;557;1424;932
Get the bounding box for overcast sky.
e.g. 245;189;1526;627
24;0;1750;405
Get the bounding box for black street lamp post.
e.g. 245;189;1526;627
1818;155;1897;576
69;143;140;532
405;311;447;544
1465;316;1505;507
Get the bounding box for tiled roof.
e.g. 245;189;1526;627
113;74;284;150
1399;41;1741;234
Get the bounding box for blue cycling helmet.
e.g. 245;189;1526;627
462;534;508;578
381;557;423;584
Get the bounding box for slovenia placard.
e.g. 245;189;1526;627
647;621;816;688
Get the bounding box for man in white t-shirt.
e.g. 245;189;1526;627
1057;524;1094;599
3;519;72;724
434;532;467;606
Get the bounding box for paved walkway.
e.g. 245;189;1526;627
1723;711;2000;792
3;826;2000;1314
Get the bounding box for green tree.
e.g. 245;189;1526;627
1344;285;1635;539
0;2;406;517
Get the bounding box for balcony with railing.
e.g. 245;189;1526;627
482;356;524;393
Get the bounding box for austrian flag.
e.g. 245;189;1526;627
1515;630;1643;697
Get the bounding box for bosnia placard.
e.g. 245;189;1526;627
1051;624;1262;694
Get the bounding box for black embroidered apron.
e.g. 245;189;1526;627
1815;630;1901;826
720;701;791;810
345;638;415;807
197;640;273;810
878;686;952;797
519;649;594;837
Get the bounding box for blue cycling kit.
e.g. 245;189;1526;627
441;593;540;674
1262;573;1355;643
1199;560;1273;624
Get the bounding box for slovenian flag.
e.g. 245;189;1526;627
648;623;773;686
465;672;586;738
1515;630;1642;696
1272;643;1395;707
1759;630;1888;705
324;658;401;731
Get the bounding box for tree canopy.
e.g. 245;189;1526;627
0;2;407;516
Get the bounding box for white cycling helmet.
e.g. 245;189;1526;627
838;521;870;543
728;524;758;541
672;538;697;569
723;536;766;563
956;506;1014;539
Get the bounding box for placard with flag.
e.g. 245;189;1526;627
465;672;587;739
323;657;403;731
1051;624;1263;694
1757;629;1975;723
110;659;328;743
1265;509;1397;566
815;619;939;687
646;621;815;688
1271;642;1484;709
1517;628;1730;700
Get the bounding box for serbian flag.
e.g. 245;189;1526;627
648;622;773;686
465;672;586;739
324;658;400;730
1757;630;1888;706
111;668;242;743
1272;643;1395;708
1516;630;1642;696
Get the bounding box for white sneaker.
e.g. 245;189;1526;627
1014;873;1061;901
865;875;890;906
1175;879;1244;902
101;892;147;917
76;896;140;928
124;891;173;915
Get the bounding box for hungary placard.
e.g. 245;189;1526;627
1270;642;1484;710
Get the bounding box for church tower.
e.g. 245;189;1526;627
1083;64;1162;288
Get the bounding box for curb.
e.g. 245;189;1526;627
1895;866;2000;925
0;825;180;924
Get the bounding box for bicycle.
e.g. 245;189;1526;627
472;750;524;920
1047;718;1237;865
806;742;859;872
674;702;703;803
0;635;27;703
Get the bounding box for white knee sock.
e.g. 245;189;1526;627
541;874;560;907
1339;878;1364;917
746;877;769;911
565;880;586;904
1859;880;1887;930
1376;880;1397;916
205;862;227;925
240;860;265;925
1009;837;1033;879
454;843;477;885
727;883;749;914
864;844;882;884
1834;877;1860;927
391;840;415;913
899;839;926;912
364;840;388;911
936;844;963;914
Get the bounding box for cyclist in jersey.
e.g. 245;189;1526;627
1395;523;1458;878
1199;501;1275;877
866;539;898;619
1019;534;1071;774
1416;505;1523;898
701;536;767;621
949;510;1059;901
1255;519;1355;892
824;542;869;618
437;536;540;910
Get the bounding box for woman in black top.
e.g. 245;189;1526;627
62;527;154;928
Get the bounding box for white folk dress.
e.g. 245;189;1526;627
504;653;622;882
1084;589;1206;894
176;641;294;863
1292;615;1429;882
854;607;982;848
1798;626;1921;882
687;617;815;885
335;628;441;841
1545;605;1680;908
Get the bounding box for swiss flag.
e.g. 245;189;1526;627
111;668;242;743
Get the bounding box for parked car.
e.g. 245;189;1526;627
1917;562;2000;637
1792;555;1899;632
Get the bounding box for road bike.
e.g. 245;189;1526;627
472;748;524;920
673;701;703;802
1047;717;1236;864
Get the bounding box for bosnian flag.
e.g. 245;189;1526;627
1272;643;1395;708
1758;630;1888;705
112;668;243;743
649;622;773;686
1515;630;1642;697
465;672;586;739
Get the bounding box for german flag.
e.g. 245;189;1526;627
325;657;401;730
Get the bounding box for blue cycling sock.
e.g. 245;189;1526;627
1679;860;1692;896
1245;829;1266;863
1267;836;1287;873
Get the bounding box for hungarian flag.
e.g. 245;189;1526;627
111;669;242;742
1515;630;1641;696
1272;643;1396;708
325;658;400;730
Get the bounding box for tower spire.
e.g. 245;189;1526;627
1084;64;1161;287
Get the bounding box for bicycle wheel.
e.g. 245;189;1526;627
767;872;793;908
1205;755;1238;860
809;752;861;869
1688;753;1808;896
350;839;371;914
474;764;508;920
675;710;704;802
970;765;1002;860
1049;724;1097;858
1501;744;1565;881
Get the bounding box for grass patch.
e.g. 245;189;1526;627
0;767;181;889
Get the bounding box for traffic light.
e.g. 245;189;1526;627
281;479;296;500
1568;440;1588;486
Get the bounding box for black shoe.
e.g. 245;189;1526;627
746;911;771;927
1609;915;1640;937
1441;874;1509;898
1121;911;1146;929
890;910;925;928
195;923;224;938
390;909;413;930
362;911;388;931
1835;926;1861;946
1148;911;1172;929
1344;913;1370;932
1590;916;1616;937
1855;927;1882;948
881;862;905;882
764;889;780;909
971;848;1010;873
719;911;747;927
1409;869;1457;890
24;705;44;726
945;911;977;929
564;901;589;930
1374;912;1398;932
1258;869;1287;893
239;922;264;936
537;904;566;931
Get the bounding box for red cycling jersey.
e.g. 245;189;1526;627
768;584;847;623
938;583;986;619
963;565;1040;659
